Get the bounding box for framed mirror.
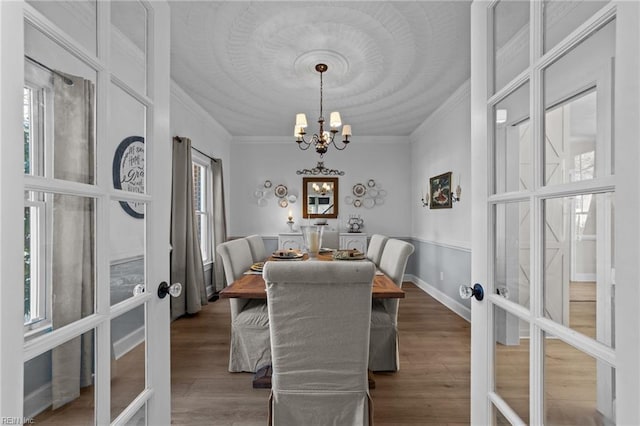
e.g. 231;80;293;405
302;177;339;219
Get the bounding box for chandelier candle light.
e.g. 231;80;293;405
295;64;352;157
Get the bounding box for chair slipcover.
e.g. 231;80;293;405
246;234;268;262
366;234;389;266
369;239;414;371
322;230;340;249
264;261;375;426
217;238;270;372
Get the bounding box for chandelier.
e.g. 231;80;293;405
294;63;352;157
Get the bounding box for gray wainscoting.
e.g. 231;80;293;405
406;238;472;321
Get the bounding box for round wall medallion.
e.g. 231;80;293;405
353;199;362;208
112;135;145;219
264;180;272;188
279;199;289;208
367;179;376;187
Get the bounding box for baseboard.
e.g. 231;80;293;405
407;274;471;322
24;382;51;419
113;326;145;360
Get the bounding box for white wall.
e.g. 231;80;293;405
229;136;412;238
410;81;472;249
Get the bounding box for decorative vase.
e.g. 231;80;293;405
301;225;324;258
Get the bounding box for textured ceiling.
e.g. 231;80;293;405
169;1;471;137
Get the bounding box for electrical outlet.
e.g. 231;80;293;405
440;271;444;281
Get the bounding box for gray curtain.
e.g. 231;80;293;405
211;158;228;291
170;136;207;320
51;72;95;409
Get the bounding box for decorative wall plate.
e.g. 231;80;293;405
363;198;375;209
367;179;376;188
279;199;288;208
264;180;272;188
288;194;297;203
344;196;353;205
353;183;366;197
275;184;288;198
353;199;362;208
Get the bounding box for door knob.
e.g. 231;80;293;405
157;281;182;299
459;283;484;301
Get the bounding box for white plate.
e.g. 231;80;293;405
363;198;375;209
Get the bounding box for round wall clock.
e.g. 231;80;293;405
112;136;145;219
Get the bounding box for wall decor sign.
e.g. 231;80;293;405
113;136;145;218
429;171;453;209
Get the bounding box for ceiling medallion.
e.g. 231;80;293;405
296;161;345;176
294;63;352;157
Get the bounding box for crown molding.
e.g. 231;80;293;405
410;79;470;140
170;81;232;139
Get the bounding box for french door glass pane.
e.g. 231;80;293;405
543;19;615;186
543;194;615;348
26;1;97;56
24;329;96;423
495;406;511;425
110;83;146;196
493;82;530;195
111;311;146;422
492;0;529;94
494;305;529;423
111;0;148;94
25;191;96;330
544;332;615;425
543;1;609;53
494;201;530;310
24;22;97;184
111;200;146;306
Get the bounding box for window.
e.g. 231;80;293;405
23;63;53;335
192;150;213;263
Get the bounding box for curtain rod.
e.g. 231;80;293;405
25;55;74;86
174;136;218;162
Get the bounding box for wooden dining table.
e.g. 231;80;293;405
219;251;405;300
219;250;403;389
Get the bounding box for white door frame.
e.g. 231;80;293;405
0;1;172;424
471;1;640;424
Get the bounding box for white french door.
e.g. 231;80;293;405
470;1;640;424
0;1;172;424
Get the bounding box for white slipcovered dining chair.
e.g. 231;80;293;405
369;238;414;371
366;234;388;266
217;238;270;372
264;261;375;426
246;234;268;262
322;230;340;249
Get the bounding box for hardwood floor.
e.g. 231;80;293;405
33;281;607;425
170;283;472;426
